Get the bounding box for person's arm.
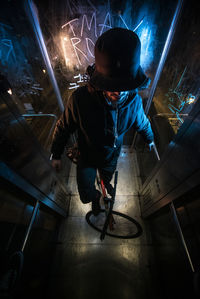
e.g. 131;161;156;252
134;96;154;145
51;95;78;170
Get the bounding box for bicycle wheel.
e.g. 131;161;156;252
86;209;143;239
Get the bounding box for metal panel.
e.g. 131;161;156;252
0;91;70;214
140;98;200;217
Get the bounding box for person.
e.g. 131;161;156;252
51;27;154;216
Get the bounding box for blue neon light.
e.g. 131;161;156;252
116;3;157;71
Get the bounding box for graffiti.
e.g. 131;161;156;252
81;12;97;37
68;73;89;89
0;22;12;37
0;23;16;65
70;37;90;64
168;94;196;124
61;19;79;35
58;5;156;80
0;39;16;63
0;22;42;98
118;14;144;32
98;12;112;35
133;19;144;32
60;11;152;74
38;0;158;92
61;12;113;68
139;26;152;68
14;76;43;97
165;67;196;123
119;14;129;29
59;9;156;90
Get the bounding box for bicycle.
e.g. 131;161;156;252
66;145;143;241
85;169;143;241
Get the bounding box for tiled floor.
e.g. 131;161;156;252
47;147;159;299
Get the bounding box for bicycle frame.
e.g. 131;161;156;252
96;170;118;241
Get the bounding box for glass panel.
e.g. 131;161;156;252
0;180;34;254
34;0;176;98
153;0;199;147
33;0;177;145
137;0;200;183
0;0;178;156
0;2;60;152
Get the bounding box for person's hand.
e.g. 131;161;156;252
148;141;155;151
51;159;61;172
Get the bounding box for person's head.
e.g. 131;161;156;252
88;27;150;94
103;90;129;102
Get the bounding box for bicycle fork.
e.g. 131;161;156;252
97;170;118;240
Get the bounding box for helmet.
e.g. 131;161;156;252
89;27;149;91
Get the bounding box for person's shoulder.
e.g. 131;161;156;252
71;85;96;108
131;91;142;103
72;85;89;98
125;90;139;106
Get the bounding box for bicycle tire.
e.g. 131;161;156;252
86;209;143;239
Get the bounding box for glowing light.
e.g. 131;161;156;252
186;94;196;104
7;88;12;95
138;26;153;70
133;19;144;32
81;12;97;38
61;18;78;36
42;69;46;73
98;12;112;35
57;8;157;78
71;37;90;65
61;36;70;66
119;14;129;29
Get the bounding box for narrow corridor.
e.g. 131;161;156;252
46;147;159;299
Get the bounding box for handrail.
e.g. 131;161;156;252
152;143;160;161
136;112;189;161
170;202;195;273
22;113;57;119
21;200;40;252
153;113;188;117
22;113;57;149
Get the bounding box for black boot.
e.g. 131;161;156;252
92;192;101;216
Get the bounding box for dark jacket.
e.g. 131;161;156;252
51;86;154;166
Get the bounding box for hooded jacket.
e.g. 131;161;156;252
51;85;154;166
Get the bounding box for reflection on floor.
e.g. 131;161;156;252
47;146;159;299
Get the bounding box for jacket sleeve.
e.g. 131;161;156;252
134;96;154;143
51;94;78;159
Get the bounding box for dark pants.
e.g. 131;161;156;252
76;158;118;204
